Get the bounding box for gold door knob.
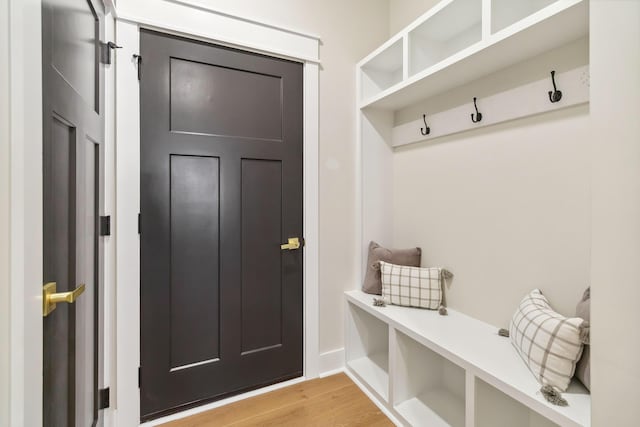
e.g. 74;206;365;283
280;237;302;250
42;282;86;317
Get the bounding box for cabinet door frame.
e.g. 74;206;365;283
114;5;320;426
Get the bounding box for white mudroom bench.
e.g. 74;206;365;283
344;290;590;427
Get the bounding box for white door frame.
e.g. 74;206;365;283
3;0;44;425
112;1;320;424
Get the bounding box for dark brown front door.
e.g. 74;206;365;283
140;30;304;420
42;0;105;426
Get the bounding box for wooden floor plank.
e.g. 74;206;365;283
160;373;393;427
159;374;350;427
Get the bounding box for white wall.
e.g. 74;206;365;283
590;1;640;425
194;0;391;354
392;39;590;327
0;0;10;424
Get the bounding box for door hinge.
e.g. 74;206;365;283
98;387;110;410
100;41;122;65
138;366;141;388
133;54;142;81
99;215;111;236
138;213;141;235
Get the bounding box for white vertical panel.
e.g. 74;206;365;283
465;371;475;427
481;0;491;38
355;66;364;284
114;19;141;425
304;61;320;380
361;109;394;272
402;35;410;80
388;326;397;406
590;1;640;426
7;0;43;425
102;11;117;427
0;0;10;422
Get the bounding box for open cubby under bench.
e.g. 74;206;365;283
344;290;590;427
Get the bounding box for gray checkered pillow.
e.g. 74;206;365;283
509;289;586;391
379;261;446;310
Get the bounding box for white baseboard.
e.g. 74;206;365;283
318;348;345;377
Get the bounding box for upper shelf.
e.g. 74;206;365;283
358;0;588;111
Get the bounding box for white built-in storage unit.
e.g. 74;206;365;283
346;291;590;427
359;0;588;110
349;0;591;426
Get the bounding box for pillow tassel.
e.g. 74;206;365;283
372;298;386;307
498;328;510;338
540;385;568;407
579;321;590;345
438;269;452;315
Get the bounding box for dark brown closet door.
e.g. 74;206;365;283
42;0;105;425
140;30;303;421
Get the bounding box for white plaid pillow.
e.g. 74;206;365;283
379;261;447;310
509;289;586;391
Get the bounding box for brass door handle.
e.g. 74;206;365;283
43;282;86;317
280;237;302;251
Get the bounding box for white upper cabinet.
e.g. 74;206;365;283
358;0;588;110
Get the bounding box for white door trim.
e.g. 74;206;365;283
3;0;44;425
114;0;320;63
113;4;320;425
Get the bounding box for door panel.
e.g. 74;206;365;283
169;58;283;140
170;155;221;369
50;0;99;112
240;159;283;354
141;30;303;420
42;0;104;425
76;140;98;426
43;117;76;426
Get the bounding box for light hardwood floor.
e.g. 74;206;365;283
159;373;393;426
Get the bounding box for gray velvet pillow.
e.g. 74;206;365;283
575;287;590;390
362;241;421;295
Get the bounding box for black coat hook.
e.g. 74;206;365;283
420;114;431;135
548;70;563;103
471;97;482;123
